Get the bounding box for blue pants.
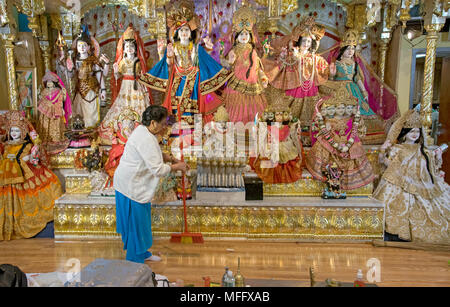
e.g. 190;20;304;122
115;191;153;263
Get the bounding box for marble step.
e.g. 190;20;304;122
54;194;384;242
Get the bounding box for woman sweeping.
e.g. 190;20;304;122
114;105;187;263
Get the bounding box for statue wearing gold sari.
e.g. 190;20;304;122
373;109;450;244
0;111;62;240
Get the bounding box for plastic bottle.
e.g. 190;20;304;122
354;269;365;287
226;270;235;287
221;267;229;287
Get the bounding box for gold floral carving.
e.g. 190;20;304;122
65;176;93;194
54;202;384;241
263;179;374;197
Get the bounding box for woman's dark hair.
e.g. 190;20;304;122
173;27;197;43
337;45;358;83
397;127;434;184
124;39;139;91
233;30;255;79
142;105;168;126
294;36;318;53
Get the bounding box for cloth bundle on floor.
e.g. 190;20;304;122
64;259;156;287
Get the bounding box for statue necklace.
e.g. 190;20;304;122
297;51;315;91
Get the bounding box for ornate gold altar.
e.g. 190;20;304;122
2;0;449;243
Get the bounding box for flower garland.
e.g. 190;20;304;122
317;113;361;153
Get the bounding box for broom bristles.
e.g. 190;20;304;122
170;232;204;244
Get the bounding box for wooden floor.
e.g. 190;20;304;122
0;238;449;287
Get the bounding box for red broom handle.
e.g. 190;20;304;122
177;104;189;233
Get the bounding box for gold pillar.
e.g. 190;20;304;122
378;39;389;84
421;23;445;143
1;32;19;110
1;0;18;110
38;14;52;72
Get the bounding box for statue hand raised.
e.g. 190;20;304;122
203;36;214;50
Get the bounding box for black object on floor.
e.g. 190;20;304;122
0;264;28;287
384;231;409;242
244;176;263;201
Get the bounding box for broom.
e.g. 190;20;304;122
170;99;203;244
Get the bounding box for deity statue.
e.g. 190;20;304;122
219;6;268;124
322;162;346;199
263;15;329;142
103;108;140;188
139;0;232;130
36;71;72;155
0;111;62;240
58;25;110;129
305;85;375;191
99;26;152;145
249;90;303;184
373;109;449;244
327;29;386;144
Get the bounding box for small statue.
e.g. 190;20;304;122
103;108;140;187
322;162;346;199
36;71;72;155
82;139;103;173
177;175;192;200
249;90;303;184
64;115;94;148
